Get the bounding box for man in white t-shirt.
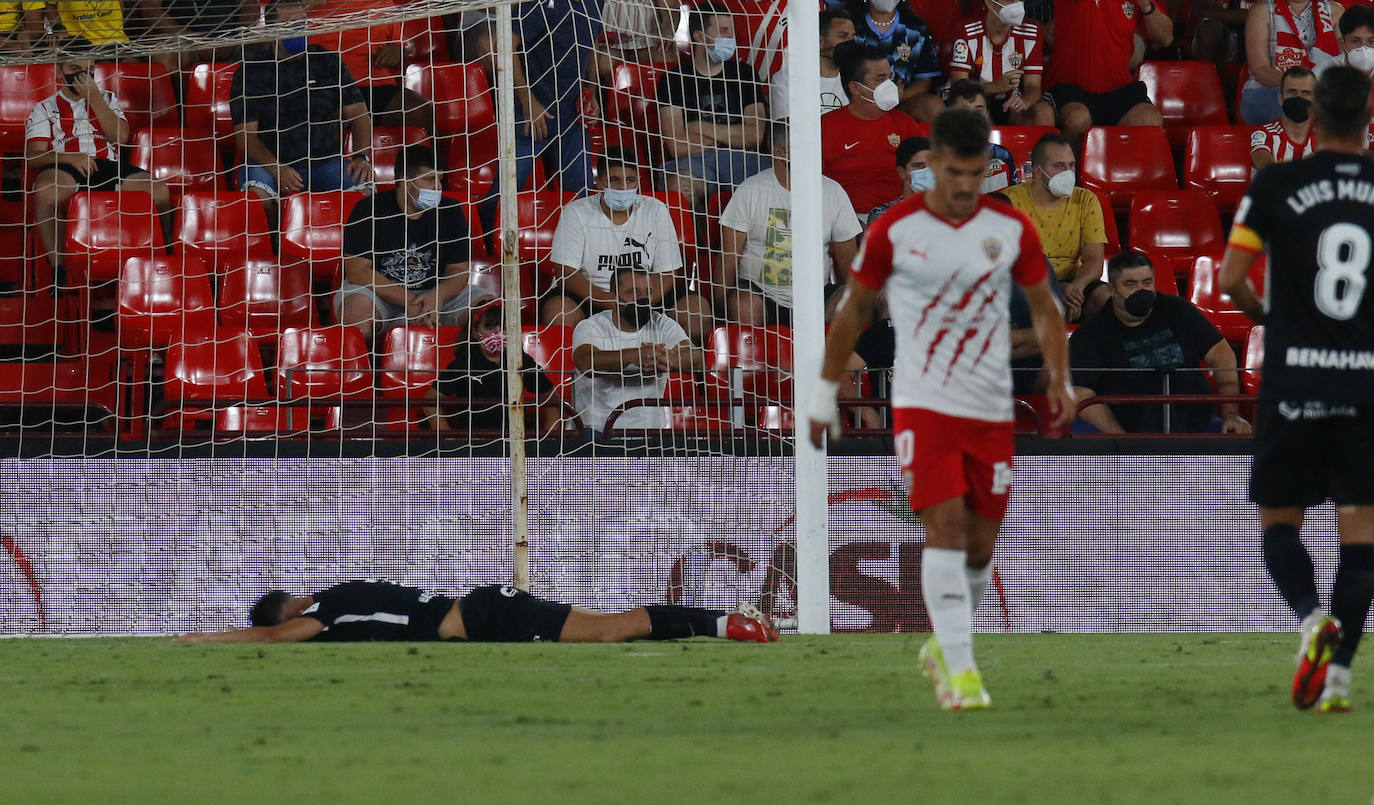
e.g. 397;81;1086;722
572;265;706;434
769;9;853;121
718;121;862;325
543;147;713;342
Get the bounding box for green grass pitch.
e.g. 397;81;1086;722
1;633;1368;803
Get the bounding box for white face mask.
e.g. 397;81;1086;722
908;166;935;193
1045;168;1075;198
870;0;900;12
869;79;900;111
1349;45;1374;75
412;186;443;210
996;0;1026;25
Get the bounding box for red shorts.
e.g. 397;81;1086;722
892;407;1015;521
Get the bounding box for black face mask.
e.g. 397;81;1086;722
620;297;654;329
1282;96;1311;124
63;69;86;89
1122;289;1156;318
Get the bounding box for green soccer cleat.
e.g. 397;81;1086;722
918;635;953;708
1314;664;1353;714
1315;693;1353;714
1292;613;1343;710
949;669;991;711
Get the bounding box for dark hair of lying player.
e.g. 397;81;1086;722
250;590;293;627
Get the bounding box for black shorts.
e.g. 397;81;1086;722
1250;401;1374;508
41;158;141;191
1045;81;1152;126
364;82;403;113
458;584;572;642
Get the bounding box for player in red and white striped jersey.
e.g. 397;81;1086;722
1251;66;1317;169
947;0;1054;126
25;43;169;274
809;108;1073;710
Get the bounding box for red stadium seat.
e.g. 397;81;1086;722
0;290;64;349
522;325;576;394
183;62;240;139
92;62;178;133
62;191;166;285
497;189;577;274
1127;247;1181;296
1080;126;1178;213
606;61;673;132
989;126;1058;176
644;190;698;268
1087;187;1123;256
401;15;451;63
704;190;734;250
163;329;270;428
276;326;373;400
1138;61;1231;151
1242;324;1264;394
1128;190;1225;283
129;127;224;203
1184;125;1254;215
345;125;429;186
710;325;793;401
1189;254;1266;342
217;258;318;346
116;254;216;350
213;404;292;435
0;356;119;432
380;324;464;396
445;150;549;198
175;192;275;275
403;62;496;150
0;64;56;153
279;191;368;280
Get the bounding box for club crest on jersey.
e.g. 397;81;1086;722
896;43;913;62
982;236;1003;262
888;133;901;147
1122;1;1135;17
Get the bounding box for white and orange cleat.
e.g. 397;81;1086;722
725;604;781;642
1293;612;1343;710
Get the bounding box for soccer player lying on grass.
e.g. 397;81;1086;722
173;580;780;644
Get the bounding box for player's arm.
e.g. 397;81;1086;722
1219;212;1266;322
1022;275;1075;429
1204;337;1253;434
808;276;878;448
173;617;324;644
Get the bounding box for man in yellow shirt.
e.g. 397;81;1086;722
1003;131;1111;322
23;1;128;45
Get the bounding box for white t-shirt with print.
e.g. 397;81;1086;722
719;168;863;305
572;310;690;431
769;58;849;121
550;194;683;292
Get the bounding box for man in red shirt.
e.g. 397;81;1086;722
821;43;926;217
1044;0;1174;148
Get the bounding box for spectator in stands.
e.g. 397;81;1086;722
571;265;705;435
431;297;562;436
310;0;437;132
821;43;925;217
944;80;1020;194
338;145;476;346
1251;66;1317;168
842;0;943;121
2;1;47;48
230;0;374;223
1314;4;1374;77
718;121;862;323
1070;252;1252;435
132;1;256;81
1193;0;1251;99
26;43;170;278
770;9;854;120
1002;133;1108;323
542;147;712;343
461;0;601;195
1240;0;1344;124
23;1;127;45
656;0;770;208
591;0;680;88
1044;0;1173;148
866;135;931;225
947;0;1054;127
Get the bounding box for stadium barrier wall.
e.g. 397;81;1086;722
0;455;1342;636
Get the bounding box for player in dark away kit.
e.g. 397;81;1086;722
1220;65;1374;714
173;580;780;644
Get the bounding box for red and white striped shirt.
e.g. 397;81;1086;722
852;195;1047;422
1250;119;1316;163
949;19;1044;91
25;90;125;161
729;0;788;82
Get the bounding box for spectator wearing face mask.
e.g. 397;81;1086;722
1314;5;1374;79
338;145;476;345
1002;133;1111;323
770;8;856;120
842;0;944;121
1241;0;1345;125
571;265;706;435
866;135;932;226
821;43;927;217
948;0;1054;127
1252;66;1318;168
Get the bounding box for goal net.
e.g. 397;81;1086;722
0;0;870;635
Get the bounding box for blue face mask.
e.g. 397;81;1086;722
908;166;935;193
707;36;736;63
281;35;308;56
602;187;638;212
413;187;443;211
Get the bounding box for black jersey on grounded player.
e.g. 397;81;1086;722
1233;151;1374;403
299;580;456;642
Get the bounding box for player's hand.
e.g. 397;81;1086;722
347;156;374;184
62;152;95;177
273;163;305;194
523;98;553;141
1221;413;1252;434
806;378;841;449
372;43;404;69
1046;380;1077;433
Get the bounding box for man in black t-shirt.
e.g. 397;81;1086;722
339;145;478;345
655;1;770;207
1219;65;1374;714
229;0;374;220
173;579;781;644
1069;251;1251;434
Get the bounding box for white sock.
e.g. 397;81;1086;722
966;563;994;613
922;547;975;675
715;615;730;637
